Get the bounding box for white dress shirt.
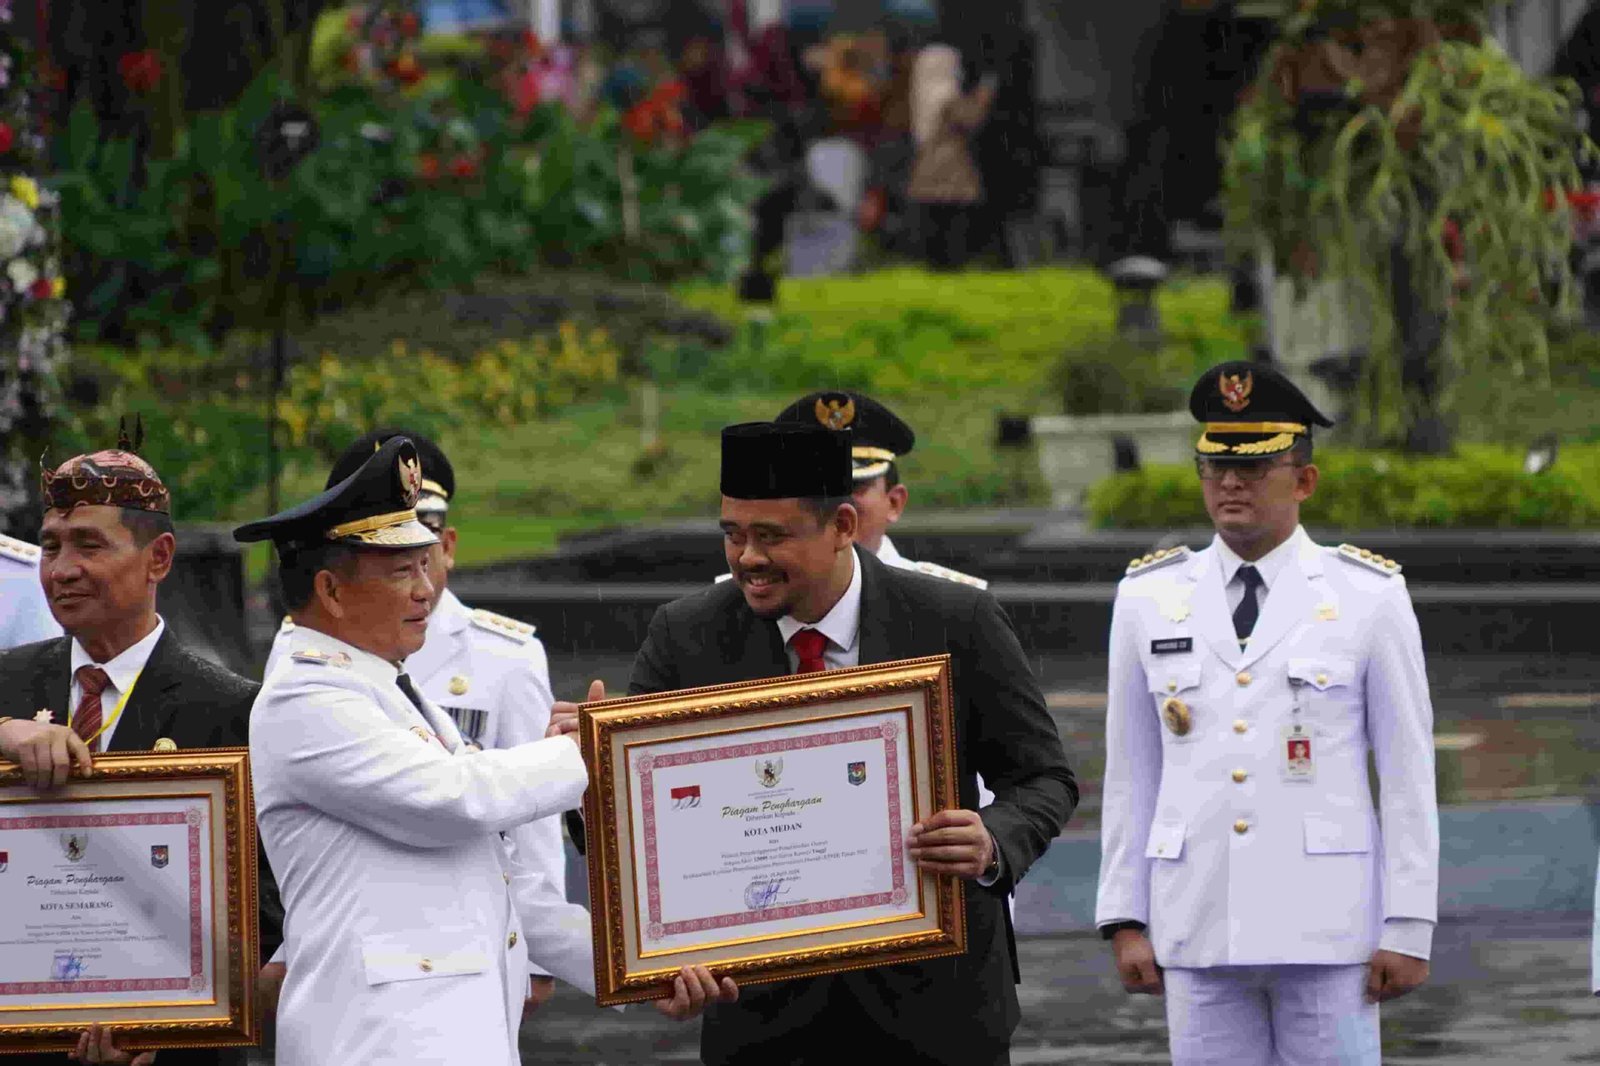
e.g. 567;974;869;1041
775;548;862;671
1212;526;1305;618
68;616;165;749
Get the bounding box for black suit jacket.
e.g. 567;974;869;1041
0;630;284;1066
629;551;1077;1065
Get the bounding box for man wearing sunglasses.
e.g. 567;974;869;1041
1095;362;1438;1065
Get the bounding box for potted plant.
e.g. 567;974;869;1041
1223;0;1591;453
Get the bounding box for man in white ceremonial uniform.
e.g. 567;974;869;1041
0;531;61;649
320;427;569;1011
1096;362;1438;1065
236;436;733;1066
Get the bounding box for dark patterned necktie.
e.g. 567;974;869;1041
73;666;111;753
789;629;828;673
1232;565;1264;641
395;672;426;711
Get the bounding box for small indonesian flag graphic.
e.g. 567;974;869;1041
669;785;701;809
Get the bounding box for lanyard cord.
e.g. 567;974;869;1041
72;669;142;747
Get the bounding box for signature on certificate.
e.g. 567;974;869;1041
744;878;790;911
51;952;85;981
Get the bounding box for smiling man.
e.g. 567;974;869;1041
238;436;731;1066
606;420;1075;1065
0;430;283;1066
1095;363;1439;1065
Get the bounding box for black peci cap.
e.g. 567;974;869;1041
720;422;853;500
233;436;439;551
773;390;915;481
1190;361;1334;460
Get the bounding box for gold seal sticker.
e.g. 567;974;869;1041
1161;697;1192;737
449;675;469;696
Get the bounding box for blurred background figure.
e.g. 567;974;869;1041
908;43;995;271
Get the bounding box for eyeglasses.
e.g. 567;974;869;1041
1193;457;1301;482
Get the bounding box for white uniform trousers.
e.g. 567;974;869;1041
1165;965;1379;1066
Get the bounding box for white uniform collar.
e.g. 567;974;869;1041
776;547;862;656
1211;525;1307;591
290;624;406;688
71;616;165;692
429;587;472;636
876;535;905;567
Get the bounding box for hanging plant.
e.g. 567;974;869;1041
1222;0;1593;445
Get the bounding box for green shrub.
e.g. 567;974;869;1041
1087;444;1600;529
670;268;1252;397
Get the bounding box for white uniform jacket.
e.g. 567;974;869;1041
405;588;568;976
252;626;594;1066
0;535;61;650
1095;529;1439;968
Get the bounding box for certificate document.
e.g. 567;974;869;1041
581;656;964;1005
0;798;214;1008
0;749;259;1053
633;709;918;953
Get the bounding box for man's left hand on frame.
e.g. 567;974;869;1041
907;808;993;879
653;965;738;1021
70;1024;156;1065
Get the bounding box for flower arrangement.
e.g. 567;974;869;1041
1223;0;1592;447
0;2;69;529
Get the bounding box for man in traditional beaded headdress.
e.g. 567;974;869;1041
0;420;284;1066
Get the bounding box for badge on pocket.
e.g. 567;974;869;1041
1281;722;1315;782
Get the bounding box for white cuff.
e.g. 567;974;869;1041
1379;917;1434;960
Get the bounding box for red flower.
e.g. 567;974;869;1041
447;154;479;180
0;123;14;154
623;81;690;144
28;278;52;301
398;12;422;38
521;30;542;56
385;53;424;86
417;153;441;181
117;50;164;95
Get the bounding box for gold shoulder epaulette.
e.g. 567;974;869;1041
908;560;989;590
1125;546;1191;577
291;649;351;667
1337;543;1401;576
471;608;536;643
0;533;41;565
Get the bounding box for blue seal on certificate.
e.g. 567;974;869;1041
51;953;85;981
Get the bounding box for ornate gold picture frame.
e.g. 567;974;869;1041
0;749;259;1054
580;656;963;1006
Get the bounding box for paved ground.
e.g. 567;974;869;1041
517;917;1599;1064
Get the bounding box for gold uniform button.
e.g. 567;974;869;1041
1315;673;1329;687
1167;680;1177;693
419;958;434;973
1231;769;1248;783
1233;820;1249;835
1236;672;1252;687
503;873;511;884
508;932;518;949
1233;719;1248;734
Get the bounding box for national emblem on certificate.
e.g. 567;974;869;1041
580;655;964;1006
0;750;259;1054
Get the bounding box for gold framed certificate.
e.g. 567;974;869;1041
0;749;259;1055
580;655;964;1006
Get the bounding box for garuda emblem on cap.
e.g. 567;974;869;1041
398;455;423;508
1219;371;1253;413
814;396;855;431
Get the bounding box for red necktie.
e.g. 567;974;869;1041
789;629;828;674
73;666;111;753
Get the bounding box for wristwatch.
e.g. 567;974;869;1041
1099;920;1147;941
982;853;1000;882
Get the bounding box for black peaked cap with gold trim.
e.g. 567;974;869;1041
1190;361;1333;459
773;390;914;482
326;427;454;521
233;436;438;551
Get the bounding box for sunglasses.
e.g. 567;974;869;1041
1193;457;1301;482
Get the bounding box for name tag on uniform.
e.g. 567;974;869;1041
1150;638;1193;655
1281;723;1315;782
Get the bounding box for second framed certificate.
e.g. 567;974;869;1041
580;655;963;1006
